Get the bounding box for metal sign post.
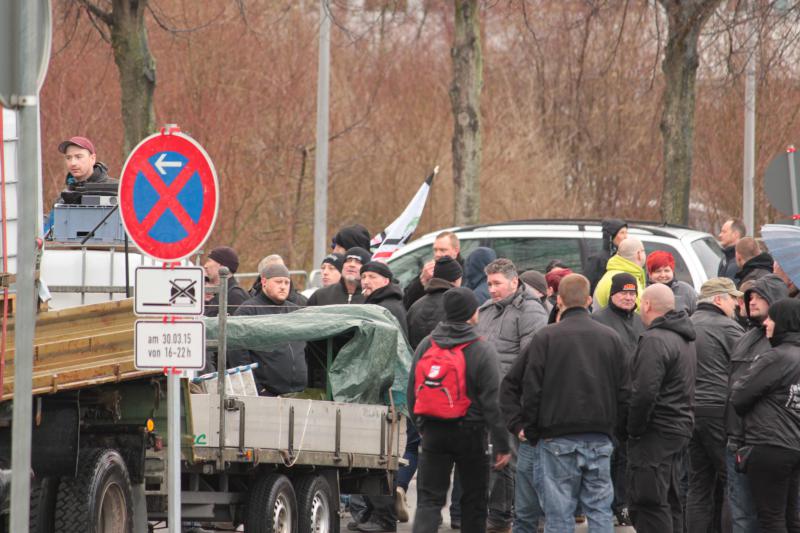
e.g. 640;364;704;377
122;125;218;532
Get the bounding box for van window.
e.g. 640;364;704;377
389;238;481;288
691;237;724;280
487;238;583;273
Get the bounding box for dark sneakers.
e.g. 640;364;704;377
356;520;397;533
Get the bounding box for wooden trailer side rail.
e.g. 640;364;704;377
2;298;160;400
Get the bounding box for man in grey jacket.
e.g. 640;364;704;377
686;278;744;533
477;258;547;533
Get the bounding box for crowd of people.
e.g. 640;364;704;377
192;214;800;533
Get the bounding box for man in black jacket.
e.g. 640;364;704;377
627;284;697;533
686;278;744;533
725;274;788;532
308;247;370;306
403;231;463;310
516;274;629;530
592;272;643;525
203;246;250;317
228;264;306;395
584;218;628;292
361;261;408;337
409;288;510;533
717;218;745;281
407;257;463;349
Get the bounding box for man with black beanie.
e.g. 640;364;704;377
407;257;464;349
409;287;511;533
308;247;370;306
203;246;250;317
591;272;643;525
361;261;407;337
321;253;345;288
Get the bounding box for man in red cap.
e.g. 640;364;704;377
58;136;116;194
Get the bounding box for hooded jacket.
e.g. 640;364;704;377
734;252;774;288
726;274;789;445
464;247;497;304
731;299;800;451
408;321;510;454
592;300;645;358
307;278;365;306
365;283;408;337
594;255;647;310
512;307;630;442
403;254;465;310
406;278;457;349
691;303;744;416
584;219;627;292
628;310;697;439
228;291;307;395
476;284;548;376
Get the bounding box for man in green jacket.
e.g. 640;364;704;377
594;238;647;310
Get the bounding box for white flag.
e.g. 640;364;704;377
371;167;438;262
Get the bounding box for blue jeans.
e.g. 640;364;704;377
536;434;615;533
726;447;758;533
513;441;543;533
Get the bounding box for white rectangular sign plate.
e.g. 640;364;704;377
135;266;204;316
135;320;206;370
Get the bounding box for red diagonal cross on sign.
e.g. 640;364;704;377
139;160;199;234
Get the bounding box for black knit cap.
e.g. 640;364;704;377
344;247;372;265
443;287;480;323
333;224;371;250
321;253;345;272
610;272;638;296
208;246;239;274
433;256;463;282
361;261;393;280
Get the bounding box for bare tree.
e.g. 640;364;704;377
450;0;482;225
74;0;156;156
658;0;722;224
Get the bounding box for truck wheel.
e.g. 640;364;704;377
54;448;134;533
295;475;334;533
245;473;298;533
31;477;59;533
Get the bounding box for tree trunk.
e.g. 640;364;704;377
109;0;156;156
450;0;482;226
658;0;719;224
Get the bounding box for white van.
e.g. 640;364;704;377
386;220;724;291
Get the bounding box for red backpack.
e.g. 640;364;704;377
413;340;474;419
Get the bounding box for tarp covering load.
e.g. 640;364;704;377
204;304;413;409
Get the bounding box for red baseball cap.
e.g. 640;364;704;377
58;136;95;155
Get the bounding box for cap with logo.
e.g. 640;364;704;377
610;273;639;296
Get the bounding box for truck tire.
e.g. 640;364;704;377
295;475;334;533
30;477;59;533
245;473;298;533
54;448;134;533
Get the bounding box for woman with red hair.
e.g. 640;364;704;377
646;250;698;315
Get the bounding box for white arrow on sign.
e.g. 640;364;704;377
155;153;183;175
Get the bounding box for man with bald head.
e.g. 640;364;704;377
593;237;647;310
627;284;697;533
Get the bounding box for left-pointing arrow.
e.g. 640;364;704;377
155;153;183;175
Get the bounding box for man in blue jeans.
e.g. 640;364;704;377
506;274;629;532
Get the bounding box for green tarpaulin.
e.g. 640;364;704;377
204;304;412;409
